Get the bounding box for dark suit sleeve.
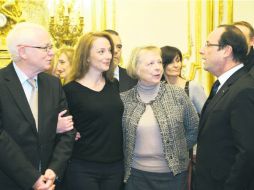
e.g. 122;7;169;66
47;80;76;180
119;67;137;92
0;103;41;189
224;88;254;190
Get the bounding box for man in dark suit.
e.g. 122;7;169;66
0;22;75;190
234;21;254;71
104;30;137;92
195;25;254;190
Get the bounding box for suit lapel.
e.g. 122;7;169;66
37;73;48;134
199;84;229;131
3;64;37;132
119;66;123;79
199;67;247;134
119;67;125;91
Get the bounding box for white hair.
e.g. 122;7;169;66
6;22;49;62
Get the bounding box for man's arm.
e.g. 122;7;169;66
46;82;76;180
0;124;41;189
224;87;254;190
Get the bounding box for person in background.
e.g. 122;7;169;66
160;46;207;190
0;22;75;190
51;46;74;84
121;46;199;190
196;24;254;190
234;21;254;70
161;46;207;115
104;29;137;92
64;32;124;190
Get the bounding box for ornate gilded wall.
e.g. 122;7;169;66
0;0;241;93
0;0;114;68
0;0;48;68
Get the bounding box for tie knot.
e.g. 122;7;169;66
27;78;37;89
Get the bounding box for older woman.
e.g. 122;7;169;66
121;46;199;190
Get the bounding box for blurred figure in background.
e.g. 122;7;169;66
121;46;199;190
161;46;207;190
51;46;74;84
161;46;207;115
104;29;137;92
234;21;254;70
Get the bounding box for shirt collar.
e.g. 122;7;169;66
13;62;38;84
114;65;119;80
217;63;244;90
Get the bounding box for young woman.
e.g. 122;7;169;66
64;32;124;190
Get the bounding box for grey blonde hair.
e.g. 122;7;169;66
127;46;161;79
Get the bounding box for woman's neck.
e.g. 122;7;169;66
165;75;186;89
165;75;179;84
137;81;160;103
77;70;105;91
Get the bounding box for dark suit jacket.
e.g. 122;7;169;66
118;67;137;92
0;63;75;190
196;67;254;190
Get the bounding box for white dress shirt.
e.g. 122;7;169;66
217;63;244;92
13;62;38;102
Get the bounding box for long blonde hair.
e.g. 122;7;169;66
66;32;115;83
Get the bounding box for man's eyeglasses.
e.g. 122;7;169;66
205;41;221;47
18;44;53;53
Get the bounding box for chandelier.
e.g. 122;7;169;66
48;0;84;48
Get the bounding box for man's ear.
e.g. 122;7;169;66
18;46;27;59
223;45;233;58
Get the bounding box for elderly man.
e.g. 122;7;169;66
0;22;75;190
196;25;254;190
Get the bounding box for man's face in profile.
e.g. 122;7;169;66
110;34;122;65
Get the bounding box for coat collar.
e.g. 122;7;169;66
199;67;247;134
130;81;167;105
2;63;49;134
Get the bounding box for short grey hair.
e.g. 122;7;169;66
6;22;49;62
